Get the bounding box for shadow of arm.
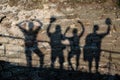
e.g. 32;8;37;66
63;27;70;36
32;19;43;33
0;16;6;23
99;24;111;38
78;20;85;38
47;17;56;37
16;21;28;33
100;18;112;37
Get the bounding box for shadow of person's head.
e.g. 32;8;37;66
72;28;78;35
55;25;61;32
28;22;34;31
93;25;99;32
50;16;56;23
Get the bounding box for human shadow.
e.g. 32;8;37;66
64;20;85;71
83;18;111;73
47;17;67;69
16;19;44;68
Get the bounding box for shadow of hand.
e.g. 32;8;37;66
50;17;56;23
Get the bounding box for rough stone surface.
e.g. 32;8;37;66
0;0;120;79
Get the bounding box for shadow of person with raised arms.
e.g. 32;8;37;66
47;17;67;69
16;19;44;68
65;20;84;70
83;18;112;73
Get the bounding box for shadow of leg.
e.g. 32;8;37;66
59;54;64;69
33;48;44;68
88;60;92;73
51;53;56;69
68;53;74;70
95;57;99;73
25;50;32;67
76;53;80;71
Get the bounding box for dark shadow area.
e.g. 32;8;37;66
64;20;85;71
0;16;6;23
16;19;44;68
0;60;120;80
47;17;67;69
83;18;111;73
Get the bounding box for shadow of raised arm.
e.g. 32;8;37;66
16;20;29;33
78;20;85;38
47;17;56;37
0;16;6;23
63;26;70;36
99;18;111;37
31;19;43;33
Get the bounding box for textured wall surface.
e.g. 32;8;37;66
0;0;120;79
